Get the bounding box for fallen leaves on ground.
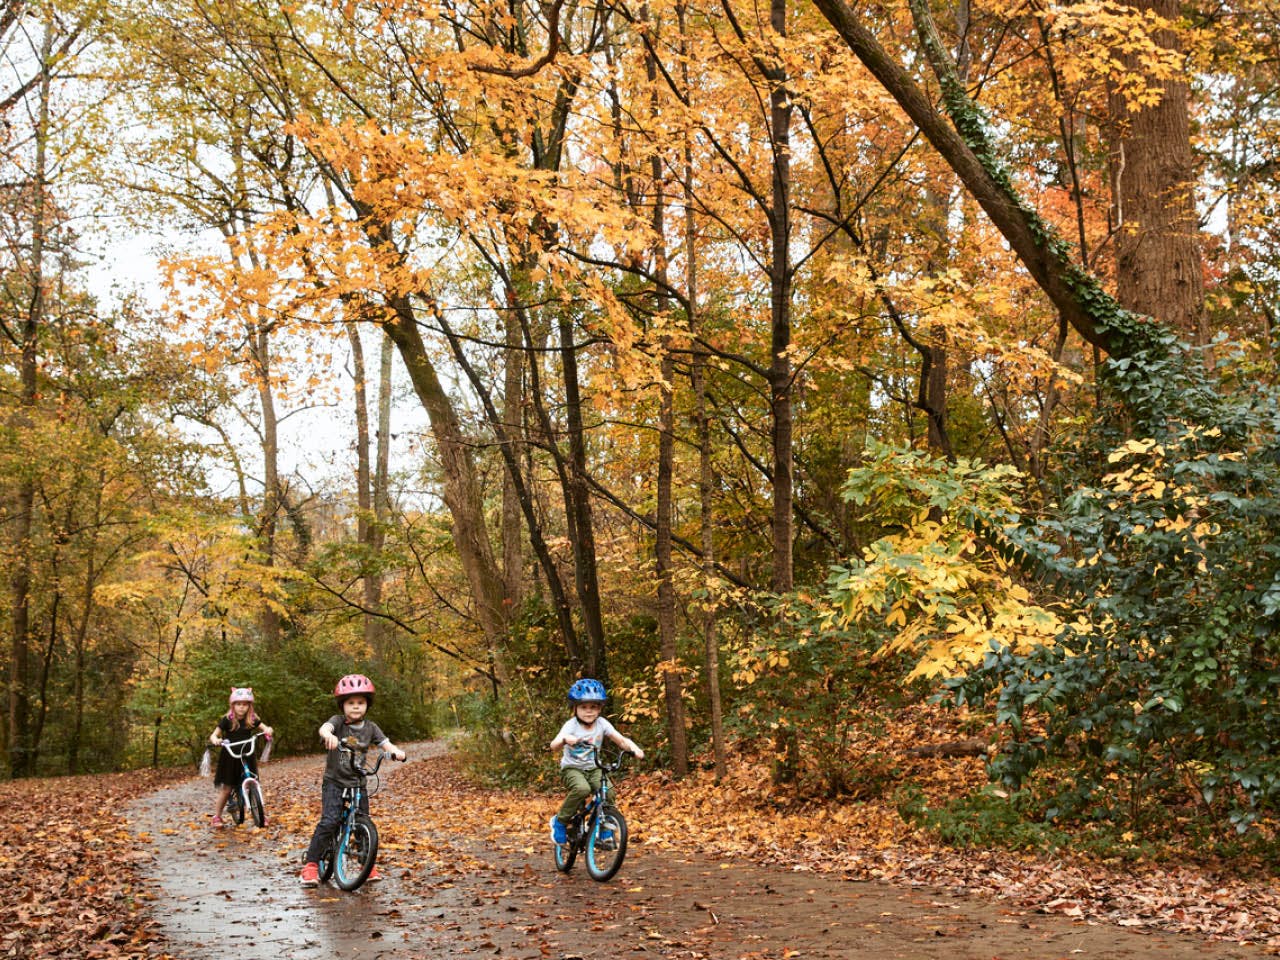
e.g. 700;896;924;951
0;767;187;959
251;723;1280;951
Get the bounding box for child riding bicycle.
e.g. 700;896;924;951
549;678;643;845
299;674;405;887
210;687;273;828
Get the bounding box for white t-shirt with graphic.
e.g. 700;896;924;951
557;715;618;770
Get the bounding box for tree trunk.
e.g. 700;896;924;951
1107;0;1205;346
647;25;689;775
369;331;393;650
681;0;726;780
252;322;282;644
557;312;608;682
769;0;795;596
501;301;525;620
381;297;508;648
347;323;382;658
7;23;53;779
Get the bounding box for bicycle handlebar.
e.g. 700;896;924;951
591;745;634;773
337;739;406;778
217;731;270;759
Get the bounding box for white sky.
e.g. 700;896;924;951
83;228;436;506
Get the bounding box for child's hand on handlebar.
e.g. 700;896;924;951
391;748;406;762
322;732;339;750
632;747;645;759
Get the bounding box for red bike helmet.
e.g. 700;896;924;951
334;673;375;707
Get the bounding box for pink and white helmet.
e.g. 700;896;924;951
226;687;258;727
334;674;375;706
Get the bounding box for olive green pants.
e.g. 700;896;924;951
555;766;611;823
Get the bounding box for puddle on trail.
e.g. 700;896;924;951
129;747;440;959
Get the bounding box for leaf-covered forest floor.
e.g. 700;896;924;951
8;725;1280;960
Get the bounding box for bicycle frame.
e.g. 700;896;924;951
554;746;631;881
220;732;269;825
319;740;397;891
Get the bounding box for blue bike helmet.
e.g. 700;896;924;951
568;678;607;704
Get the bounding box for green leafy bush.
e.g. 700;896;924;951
951;346;1280;831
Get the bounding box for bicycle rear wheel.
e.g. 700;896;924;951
246;780;265;827
585;806;627;881
334;815;379;891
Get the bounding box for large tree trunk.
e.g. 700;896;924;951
768;0;795;596
430;299;586;671
381;299;508;648
1107;0;1205;345
765;0;800;785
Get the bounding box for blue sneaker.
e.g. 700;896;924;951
550;816;568;845
596;827;615;849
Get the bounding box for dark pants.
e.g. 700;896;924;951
304;779;369;864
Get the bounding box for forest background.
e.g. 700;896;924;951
2;0;1279;859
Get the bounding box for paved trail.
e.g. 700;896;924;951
130;743;1263;960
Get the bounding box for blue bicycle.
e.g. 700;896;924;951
553;746;630;881
221;732;270;828
318;739;402;891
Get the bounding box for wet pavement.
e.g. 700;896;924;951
129;743;1265;960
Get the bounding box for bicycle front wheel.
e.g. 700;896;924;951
246;780;265;828
334;815;379;891
585;806;627;881
228;788;246;825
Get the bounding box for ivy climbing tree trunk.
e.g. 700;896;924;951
811;0;1148;360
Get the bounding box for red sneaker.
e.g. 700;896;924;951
299;862;320;887
367;866;382;882
210;816;224;828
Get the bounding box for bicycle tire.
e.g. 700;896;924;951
553;821;578;872
585;806;627;881
246;780;265;828
335;815;379;891
228;787;246;825
318;843;335;883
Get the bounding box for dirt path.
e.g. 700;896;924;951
130;743;1263;960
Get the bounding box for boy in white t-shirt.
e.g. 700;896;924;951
549;678;644;844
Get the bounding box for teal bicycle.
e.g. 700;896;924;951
553;746;630;881
317;739;402;891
